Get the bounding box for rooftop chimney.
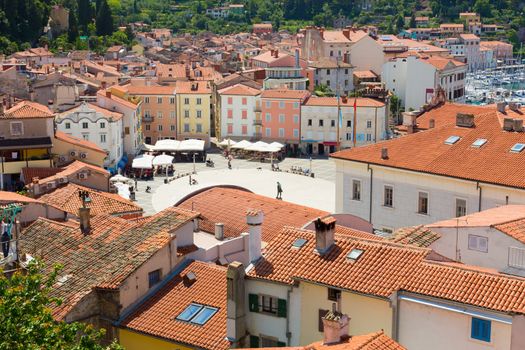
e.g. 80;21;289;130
497;101;507;113
273;49;279;58
226;261;246;346
509;102;520;112
79;207;90;235
106;90;112;99
455;113;475;128
514;119;523;132
429;118;435;128
322;311;350;345
314;216;335;255
503;117;514;131
381;147;388;160
215;222;224;240
342;29;350;39
246;209;263;263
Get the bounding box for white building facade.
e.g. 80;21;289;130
219;84;261;140
56;102;123;169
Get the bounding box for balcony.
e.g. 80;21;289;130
253;132;262;140
254;104;261;112
143;115;154;123
253;119;263;126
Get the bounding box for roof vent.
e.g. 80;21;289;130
429;119;435;129
514;119;523;132
503;117;514;131
510;143;525;153
497;102;507;113
346;248;364;262
456;113;474;128
381;147;388;160
444;135;460;145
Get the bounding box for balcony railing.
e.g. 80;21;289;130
143;115;154;123
508;246;525;269
253;119;262;126
254;104;261;112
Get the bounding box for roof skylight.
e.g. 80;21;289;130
444;136;461;145
176;303;218;325
346;248;364;261
292;238;308;249
511;143;525;153
471;138;487;148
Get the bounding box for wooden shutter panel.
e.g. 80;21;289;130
277;298;287;318
250;335;260;348
248;294;259;312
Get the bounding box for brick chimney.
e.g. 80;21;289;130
514;119;523;132
381;147;388;160
503;117;514;131
273;49;279;58
226;261;247;347
455;113;474;128
322;311;350;345
319;27;325;39
246;209;263;263
314;216;335;255
79;207;90;235
497;101;507;113
105;90;112;99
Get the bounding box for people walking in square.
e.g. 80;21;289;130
276;181;283;199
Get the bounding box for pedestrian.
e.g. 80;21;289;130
189;175;192;185
1;219;9;258
276;181;283;200
134;178;138;191
228;159;232;170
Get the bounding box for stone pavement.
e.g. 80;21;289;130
134;153;336;215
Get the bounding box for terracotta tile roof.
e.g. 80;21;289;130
120;261;230;350
34;160;109;185
22;167;63;183
38;183;143;217
58;102;123;121
309;58;353;69
20;207;199;320
0;191;42;204
97;89;139;110
126;85;177;95
176;81;211;94
402;260;525;313
414;102;489;130
252;51;291;64
420;56;466;70
305;331;405;350
353;70;377;79
218;83;261;96
331;111;525;189
261;89;310;100
2;100;54;119
480;41;513;48
335;225;382;241
459;34;479;40
494;219;525;244
248;226;429;297
440;23;464;28
388;225;441;248
156;63;187;79
323;30;368;43
177;187;327;242
304;97;384;108
55;131;108;154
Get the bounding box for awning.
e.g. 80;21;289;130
323;142;338;146
301;139;319;143
0;137;52;150
152;154;174;166
179;139;205;152
132;154;154;169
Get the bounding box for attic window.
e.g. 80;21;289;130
176;303;218;325
292;238;308;249
444;135;461;145
471;138;487;148
346;248;364;262
511;143;525;153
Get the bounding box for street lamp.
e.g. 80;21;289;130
192;153;196;174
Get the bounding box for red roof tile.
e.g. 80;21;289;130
304;97;384;108
414;102;489;130
2;101;54;119
120;261;230;350
261;90;310;100
55;131;107;154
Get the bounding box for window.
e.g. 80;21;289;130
148;269;161;288
279;128;284;137
242;97;247;105
82;122;89;129
65;122;71;129
227;124;233;134
293;115;299;124
242;110;248;119
331;120;335;127
242;125;248;135
445;135;461;145
347;120;351;127
346;133;352;141
384;186;393;207
456;198;467;217
352;180;361;200
170;97;175;104
265;100;271;108
125;127;130;135
145;96;150;104
145;124;150;131
366;133;372;141
327;288;341;301
100;134;106;143
82;134;89;140
228;97;233;105
468;234;488;252
265;128;271;137
292;238;308;248
158;125;163;131
366;120;372;128
184;110;190;118
100;122;106;129
195;124;202;133
170;125;175;131
293;129;299;138
157;97;163;104
184;123;190;132
319;119;324;127
248;294;287;318
170;111;176;119
279;101;285;109
347;248;364;261
197;110;202;118
184;97;190;105
157;111;163;119
196;98;202;105
418;192;429;214
471;317;491;342
176;303;219;326
293;102;299;109
260;336;284;347
262;295;277;314
326;80;330;86
279;114;285;123
308;119;312;126
265;113;271;122
511;143;525;153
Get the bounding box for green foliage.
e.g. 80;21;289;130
314;84;335;97
78;0;93;32
0;261;122;350
68;11;79;43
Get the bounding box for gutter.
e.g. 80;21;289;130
476;181;482;212
367;163;373;223
286;285;293;346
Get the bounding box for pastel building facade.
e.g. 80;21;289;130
176;81;212;146
218;84;262;140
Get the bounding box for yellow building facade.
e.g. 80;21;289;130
119;328;193;350
176;81;212;147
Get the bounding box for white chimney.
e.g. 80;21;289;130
215;223;224;240
322;311;350;345
246;209;263;263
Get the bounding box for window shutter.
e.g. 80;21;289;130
277;298;287;318
250;335;260;348
249;294;259;312
277;341;286;347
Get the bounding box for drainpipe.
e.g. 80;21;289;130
374;107;378;142
286;285;292;345
476;181;482;212
367;164;373;223
389;291;400;341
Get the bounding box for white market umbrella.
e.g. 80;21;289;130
231;140;252;149
113;182;130;200
153;154;174;166
179;139;205;152
154;139;180;152
110;174;131;183
219;138;237;147
132;154;154;169
140;143;156;152
269;142;284;149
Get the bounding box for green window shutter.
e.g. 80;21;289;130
277;298;287;318
249;294;259;312
250;335;260;348
277;341;286;347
